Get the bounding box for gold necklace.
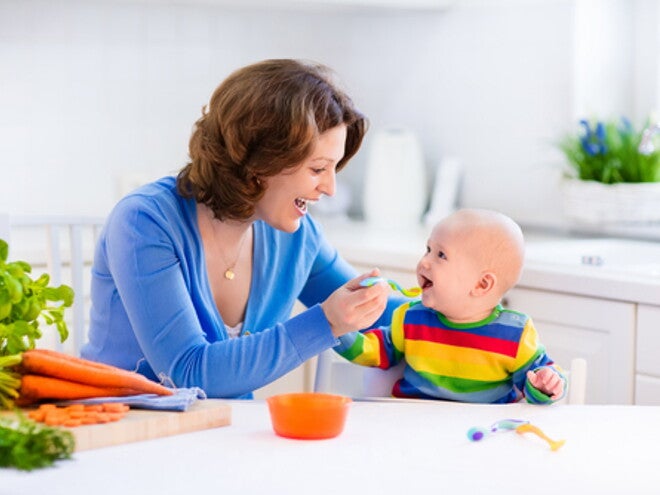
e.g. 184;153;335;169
219;227;250;280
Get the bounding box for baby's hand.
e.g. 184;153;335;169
526;368;564;400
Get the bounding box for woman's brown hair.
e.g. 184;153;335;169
177;59;368;220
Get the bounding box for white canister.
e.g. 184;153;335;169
362;129;427;229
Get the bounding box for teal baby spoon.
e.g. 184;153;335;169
360;276;422;297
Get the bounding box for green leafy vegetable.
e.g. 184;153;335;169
0;238;74;356
0;410;75;470
0;238;74;409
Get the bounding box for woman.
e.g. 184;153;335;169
81;59;402;398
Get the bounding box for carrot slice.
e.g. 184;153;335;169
26;402;130;427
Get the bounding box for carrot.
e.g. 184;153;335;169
20;349;173;396
19;375;146;403
101;402;129;413
83;404;104;412
64;404;85;413
27;409;46;422
27;348;129;372
27;402;130;428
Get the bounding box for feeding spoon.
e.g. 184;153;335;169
360;276;422;297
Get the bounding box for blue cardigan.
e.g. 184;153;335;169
81;176;401;398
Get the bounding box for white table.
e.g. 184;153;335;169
4;400;660;494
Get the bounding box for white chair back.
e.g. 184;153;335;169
557;357;587;405
5;215;105;355
0;214;9;242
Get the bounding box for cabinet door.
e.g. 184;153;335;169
635;304;660;405
636;304;660;376
503;287;635;405
635;375;660;405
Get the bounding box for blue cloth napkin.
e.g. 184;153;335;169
60;387;207;412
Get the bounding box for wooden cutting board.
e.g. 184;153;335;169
64;399;231;451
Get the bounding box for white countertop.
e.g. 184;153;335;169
4;399;660;494
319;218;660;305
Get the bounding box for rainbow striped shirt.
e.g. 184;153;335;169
336;301;565;404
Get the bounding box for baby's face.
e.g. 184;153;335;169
416;221;484;318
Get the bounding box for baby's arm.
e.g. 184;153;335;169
335;302;410;369
335;326;400;369
526;367;565;400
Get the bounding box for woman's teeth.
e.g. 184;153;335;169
295;198;317;213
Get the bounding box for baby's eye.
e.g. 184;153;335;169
437;251;447;260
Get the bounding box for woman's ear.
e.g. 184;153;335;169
471;272;496;296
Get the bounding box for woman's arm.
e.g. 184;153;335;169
102;201;337;398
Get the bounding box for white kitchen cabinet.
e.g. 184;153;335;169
503;287;636;405
123;0;455;10
635;304;660;405
635;375;660;405
253;361;311;399
253;301;315;399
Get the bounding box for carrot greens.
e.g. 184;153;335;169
0;411;74;470
0;238;74;408
0;238;74;356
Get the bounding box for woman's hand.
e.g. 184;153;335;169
320;269;390;338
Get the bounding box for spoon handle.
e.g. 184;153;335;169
360;277;422;298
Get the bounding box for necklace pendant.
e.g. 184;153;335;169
224;269;235;280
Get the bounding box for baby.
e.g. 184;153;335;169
336;208;566;404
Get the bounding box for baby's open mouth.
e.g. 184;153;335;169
421;275;433;290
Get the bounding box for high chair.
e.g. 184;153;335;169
314;349;588;405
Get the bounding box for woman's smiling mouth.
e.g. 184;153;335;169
294;197;317;215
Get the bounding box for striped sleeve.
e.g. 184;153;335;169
511;318;566;404
334;304;409;369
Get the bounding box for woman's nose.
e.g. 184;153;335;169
320;171;336;196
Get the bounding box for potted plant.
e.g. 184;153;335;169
558;118;660;224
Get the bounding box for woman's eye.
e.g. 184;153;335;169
312;168;325;174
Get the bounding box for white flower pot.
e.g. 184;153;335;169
560;178;660;224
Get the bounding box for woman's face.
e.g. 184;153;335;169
255;124;347;233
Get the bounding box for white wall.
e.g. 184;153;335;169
0;0;658;228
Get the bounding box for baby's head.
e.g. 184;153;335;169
416;208;525;323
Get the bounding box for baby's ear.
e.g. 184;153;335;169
471;272;496;296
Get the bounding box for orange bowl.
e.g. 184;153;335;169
266;392;352;440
